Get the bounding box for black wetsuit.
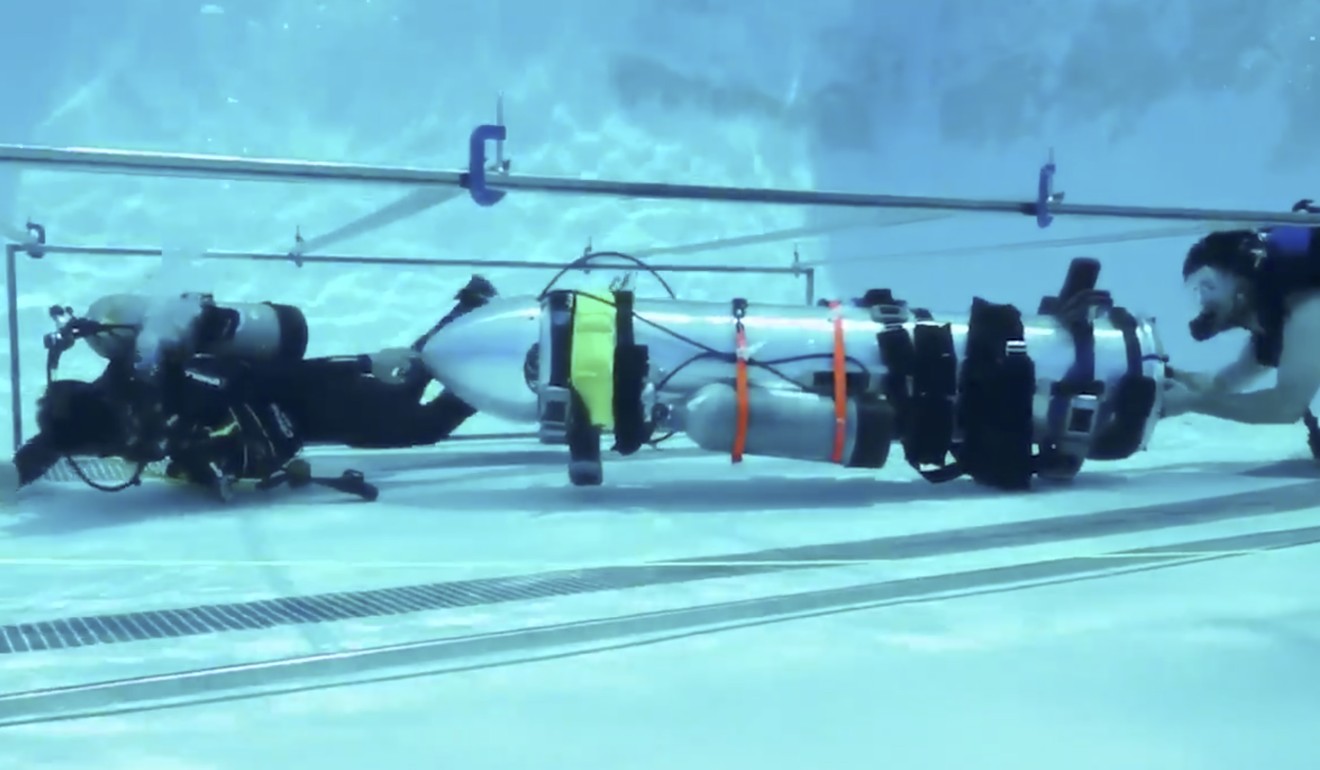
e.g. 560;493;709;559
13;273;496;493
1184;225;1320;366
1184;223;1320;457
12;353;476;491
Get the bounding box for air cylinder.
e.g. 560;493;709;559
677;383;893;468
82;293;308;363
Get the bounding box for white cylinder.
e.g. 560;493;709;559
677;383;894;467
419;289;1169;469
81;292;309;364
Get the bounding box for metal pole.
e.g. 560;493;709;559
798;222;1235;267
5;244;22;449
26;244;808;276
4;143;1320;228
805;267;816;306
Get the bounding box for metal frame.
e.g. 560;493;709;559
4;241;814;449
2;142;1320;228
7;98;1315;451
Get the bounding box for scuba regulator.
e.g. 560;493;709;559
41;304;155;492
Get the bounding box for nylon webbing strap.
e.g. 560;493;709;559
732;298;750;463
829;300;847;463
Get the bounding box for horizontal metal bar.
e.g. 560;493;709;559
23;243;805;275
798;223;1232;267
5;143;1320;227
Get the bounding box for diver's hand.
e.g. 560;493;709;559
1161;377;1204;418
1165;365;1216;392
370;347;420;385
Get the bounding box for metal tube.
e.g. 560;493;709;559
798;222;1239;267
4;143;1320;227
25;243;808;276
6;244;22;449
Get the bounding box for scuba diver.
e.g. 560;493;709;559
1164;204;1320;443
1;275;498;504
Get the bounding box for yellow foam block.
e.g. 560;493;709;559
569;290;617;429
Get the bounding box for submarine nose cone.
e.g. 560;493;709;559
419;296;543;423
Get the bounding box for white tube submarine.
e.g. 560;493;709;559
421;257;1170;489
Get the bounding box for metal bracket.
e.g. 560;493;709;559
7;219;47;258
467;94;511;207
289;225;305;267
1036;149;1064;229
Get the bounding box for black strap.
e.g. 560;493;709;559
954;298;1036;490
908;322;958;470
1087;307;1158;461
877;318;960;482
1038;291;1108;472
566;387;603;485
611;290;651;455
846;397;895;469
545;291;575;389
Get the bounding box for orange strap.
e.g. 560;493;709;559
732;299;749;463
829;300;847;463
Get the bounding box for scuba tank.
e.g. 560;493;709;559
39;293;315;496
76;292;309;365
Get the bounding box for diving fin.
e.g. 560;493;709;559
257;459;379;501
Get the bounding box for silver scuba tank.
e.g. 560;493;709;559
81;292;309;364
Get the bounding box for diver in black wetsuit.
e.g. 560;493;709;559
3;275;498;502
1165;218;1320;426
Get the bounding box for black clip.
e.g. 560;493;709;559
731;297;748;327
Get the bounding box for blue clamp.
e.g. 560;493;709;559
467;123;507;207
1035;150;1057;229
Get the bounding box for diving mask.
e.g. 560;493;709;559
1185;265;1245;341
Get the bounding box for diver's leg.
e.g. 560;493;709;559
409;274;499;352
380;274;499;401
339;388;477;448
301;377;477;448
266;355;475;447
12;434;63;487
2;433;63;501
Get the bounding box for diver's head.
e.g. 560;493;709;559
1182;230;1264;341
36;379;130;454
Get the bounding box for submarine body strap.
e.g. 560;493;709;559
828;300;848;464
731;298;750;463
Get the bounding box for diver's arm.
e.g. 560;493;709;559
1213;340;1270;392
1192;295;1320;424
1169;341;1267;394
